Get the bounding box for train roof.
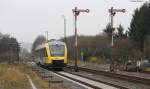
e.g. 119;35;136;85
48;40;65;45
35;40;65;51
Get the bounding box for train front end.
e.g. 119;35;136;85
45;41;67;68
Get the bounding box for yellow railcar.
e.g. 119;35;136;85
35;40;67;68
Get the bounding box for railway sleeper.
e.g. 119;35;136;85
41;74;53;80
48;80;63;87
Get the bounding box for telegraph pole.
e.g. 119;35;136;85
45;31;48;42
17;43;20;63
108;7;126;72
62;15;67;41
9;43;20;63
72;7;89;72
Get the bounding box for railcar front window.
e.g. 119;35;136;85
50;45;64;56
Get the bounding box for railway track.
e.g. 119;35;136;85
55;71;122;89
66;65;150;86
57;71;127;89
32;64;150;89
34;65;122;89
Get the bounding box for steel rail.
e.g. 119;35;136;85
64;71;128;89
67;65;150;86
37;65;101;89
55;72;102;89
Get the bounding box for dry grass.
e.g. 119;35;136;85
0;63;30;89
0;63;71;89
0;63;50;89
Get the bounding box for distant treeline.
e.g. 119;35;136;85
0;33;19;62
64;2;150;64
64;26;150;64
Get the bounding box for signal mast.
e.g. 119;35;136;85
108;7;126;47
108;7;126;72
72;7;89;72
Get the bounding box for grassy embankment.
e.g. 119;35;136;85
0;63;63;89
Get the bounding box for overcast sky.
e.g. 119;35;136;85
0;0;149;43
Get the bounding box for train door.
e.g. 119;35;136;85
43;47;48;64
45;45;51;64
